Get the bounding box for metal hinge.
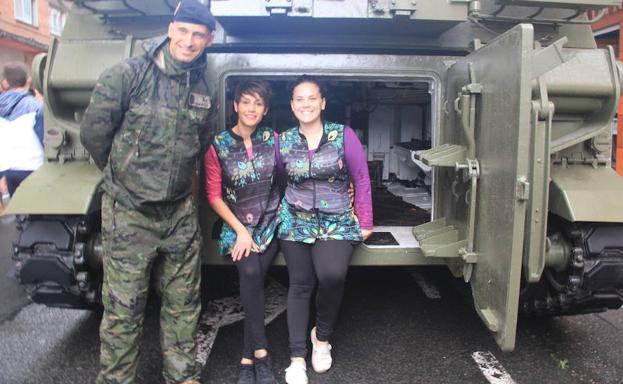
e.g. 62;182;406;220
389;0;416;17
265;0;292;15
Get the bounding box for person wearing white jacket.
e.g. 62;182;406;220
0;62;43;196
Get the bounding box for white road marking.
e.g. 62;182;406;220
408;268;441;299
195;278;287;365
472;351;517;384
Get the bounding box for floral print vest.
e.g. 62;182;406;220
212;127;280;254
280;122;351;213
277;122;361;243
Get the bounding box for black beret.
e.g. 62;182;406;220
173;0;216;31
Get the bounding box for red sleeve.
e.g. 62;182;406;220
204;145;223;204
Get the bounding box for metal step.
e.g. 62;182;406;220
413;218;467;258
414;144;467;167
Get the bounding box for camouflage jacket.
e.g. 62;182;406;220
80;36;214;214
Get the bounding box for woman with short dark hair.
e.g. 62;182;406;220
204;79;280;384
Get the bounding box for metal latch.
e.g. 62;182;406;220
456;158;480;282
389;0;416;17
454;63;482;160
516;177;530;201
265;0;292;15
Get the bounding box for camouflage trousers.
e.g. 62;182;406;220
97;193;202;384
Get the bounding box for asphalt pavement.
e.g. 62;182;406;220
0;217;29;323
1;216;623;384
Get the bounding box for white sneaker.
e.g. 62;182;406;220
310;327;332;373
285;360;308;384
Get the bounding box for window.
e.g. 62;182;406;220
49;8;65;36
14;0;38;26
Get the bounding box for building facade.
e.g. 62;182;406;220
0;0;69;70
591;6;623;175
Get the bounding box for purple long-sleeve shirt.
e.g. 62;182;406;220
343;127;373;229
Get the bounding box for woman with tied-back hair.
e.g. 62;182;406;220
204;79;280;384
278;75;373;384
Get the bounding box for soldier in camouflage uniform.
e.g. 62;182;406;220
79;1;216;383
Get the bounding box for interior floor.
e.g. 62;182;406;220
372;184;430;227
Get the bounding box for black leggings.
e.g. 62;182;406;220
234;240;279;360
280;240;354;358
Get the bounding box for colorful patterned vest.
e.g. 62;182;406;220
280;122;351;214
212;127;280;253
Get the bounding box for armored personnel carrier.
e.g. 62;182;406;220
7;0;623;351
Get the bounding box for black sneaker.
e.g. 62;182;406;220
237;364;256;384
254;355;279;384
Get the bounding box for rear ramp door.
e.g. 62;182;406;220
421;24;534;351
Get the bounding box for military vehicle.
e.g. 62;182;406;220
7;0;623;352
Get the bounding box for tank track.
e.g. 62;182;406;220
520;223;623;316
12;215;102;310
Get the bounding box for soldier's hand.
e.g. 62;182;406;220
232;230;260;261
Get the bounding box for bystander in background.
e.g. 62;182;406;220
0;62;44;218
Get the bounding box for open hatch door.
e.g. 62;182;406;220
415;24;535;351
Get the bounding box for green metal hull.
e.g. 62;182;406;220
8;0;623;352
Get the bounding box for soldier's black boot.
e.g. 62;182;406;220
238;364;256;384
254;355;279;384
